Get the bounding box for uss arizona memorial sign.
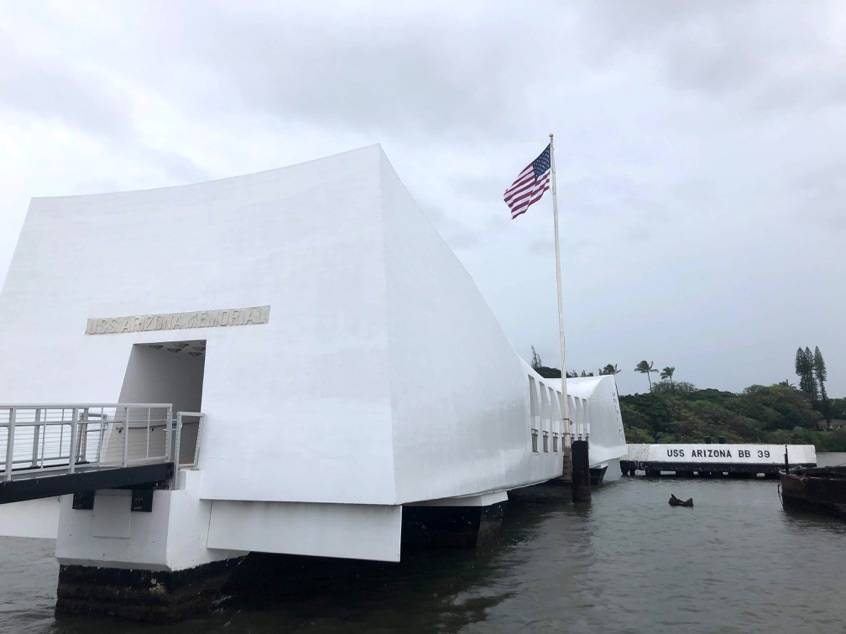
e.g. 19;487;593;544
85;305;271;335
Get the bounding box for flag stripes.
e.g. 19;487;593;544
503;144;551;219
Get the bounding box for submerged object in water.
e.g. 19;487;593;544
669;494;694;507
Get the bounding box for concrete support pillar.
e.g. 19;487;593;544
53;471;244;622
401;492;507;550
571;439;591;502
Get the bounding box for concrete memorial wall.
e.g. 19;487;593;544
0;146;627;564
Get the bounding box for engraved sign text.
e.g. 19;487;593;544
85;305;270;335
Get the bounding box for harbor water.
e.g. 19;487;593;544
2;454;845;634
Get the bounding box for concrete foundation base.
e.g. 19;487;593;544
401;502;505;550
589;464;608;486
55;557;244;623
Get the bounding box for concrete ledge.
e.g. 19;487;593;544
508;478;570;502
207;501;403;562
406;490;508;507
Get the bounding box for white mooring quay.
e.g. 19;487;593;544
621;443;817;478
0;146;627;621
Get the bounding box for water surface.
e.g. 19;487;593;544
2;454;845;633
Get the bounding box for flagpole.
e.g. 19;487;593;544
549;134;571;446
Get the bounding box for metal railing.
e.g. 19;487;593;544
0;403;204;482
174;411;204;469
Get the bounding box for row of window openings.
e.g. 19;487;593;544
528;376;579;419
531;429;559;453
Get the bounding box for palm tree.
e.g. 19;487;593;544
600;363;621;376
635;360;658;391
660;366;675;388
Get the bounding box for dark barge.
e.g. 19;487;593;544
781;466;846;518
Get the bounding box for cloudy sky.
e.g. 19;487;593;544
1;1;843;395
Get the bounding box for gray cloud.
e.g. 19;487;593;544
0;28;209;188
151;2;539;142
794;163;846;233
579;0;846;118
134;146;212;185
0;32;132;139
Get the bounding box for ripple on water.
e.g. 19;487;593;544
3;458;846;633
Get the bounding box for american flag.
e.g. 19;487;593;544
503;144;551;219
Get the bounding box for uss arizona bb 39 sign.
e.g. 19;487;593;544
626;443;816;465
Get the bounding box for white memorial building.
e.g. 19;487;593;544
0;146;626;618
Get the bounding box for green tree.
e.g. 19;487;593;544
530;346;542;372
740;384;818;430
619;381;845;450
795;347;817;401
813;346;831;426
652;380;696;395
635;360;658;391
660;366;675;389
599;363;621;376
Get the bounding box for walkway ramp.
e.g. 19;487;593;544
1;404;201;504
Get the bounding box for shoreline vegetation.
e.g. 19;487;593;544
619;383;846;451
530;346;846;451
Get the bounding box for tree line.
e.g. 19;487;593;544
529;345;842;450
530;348;678;390
530;347;626;379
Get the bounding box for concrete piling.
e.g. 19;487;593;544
571;439;591;502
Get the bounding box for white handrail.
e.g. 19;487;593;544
0;403;202;482
0;403;173;409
